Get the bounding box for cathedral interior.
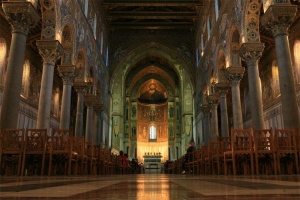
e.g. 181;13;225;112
0;0;300;199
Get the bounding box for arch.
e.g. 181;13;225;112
0;38;7;84
111;42;192;87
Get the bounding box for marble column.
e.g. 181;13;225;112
73;81;90;137
57;65;78;129
200;104;210;145
215;82;230;137
84;94;96;142
227;67;244;129
207;93;220;142
239;43;265;129
0;2;40;128
36;40;62;129
261;4;300;129
94;103;103;145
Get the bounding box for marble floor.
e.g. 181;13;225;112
0;174;299;200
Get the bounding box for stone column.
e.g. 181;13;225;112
73;81;90;137
0;2;40;128
207;93;220;142
227;67;244;129
200;104;210;145
36;40;62;129
215;82;230;137
94;103;103;145
84;94;96;142
57;65;78;129
239;43;265;129
261;4;300;129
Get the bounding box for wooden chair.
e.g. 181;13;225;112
47;129;77;176
72;137;87;175
274;129;299;175
87;144;98;175
224;129;254;176
204;142;215;175
212;136;231;175
98;147;106;175
0;129;25;176
198;146;208;175
21;129;47;176
253;129;276;175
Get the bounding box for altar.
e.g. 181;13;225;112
143;153;162;174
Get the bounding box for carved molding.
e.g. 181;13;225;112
57;65;78;84
36;40;63;65
226;66;245;85
261;5;297;37
2;2;40;35
239;43;265;66
73;81;91;94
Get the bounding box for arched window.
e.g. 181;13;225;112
293;40;300;84
149;125;156;140
21;60;30;98
272;60;280;98
262;0;272;13
0;38;7;84
93;14;97;39
100;31;104;54
201;34;204;56
207;17;211;39
84;0;88;17
106;46;109;67
214;0;220;20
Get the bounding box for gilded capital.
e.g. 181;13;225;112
2;2;40;35
57;65;78;84
226;66;245;85
261;5;297;37
239;43;265;66
215;82;230;96
206;93;220;106
73;81;92;94
36;40;62;65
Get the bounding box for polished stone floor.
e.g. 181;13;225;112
0;174;299;199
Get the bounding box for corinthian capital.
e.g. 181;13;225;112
261;5;297;37
36;40;63;65
73;81;92;94
57;65;78;84
2;2;40;35
239;43;265;66
226;66;245;85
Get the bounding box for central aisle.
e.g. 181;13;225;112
0;174;299;199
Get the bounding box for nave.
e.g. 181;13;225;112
0;174;300;200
